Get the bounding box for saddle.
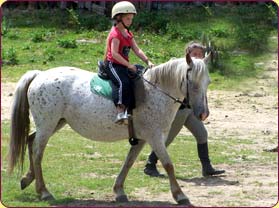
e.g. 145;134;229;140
92;61;145;100
97;60;110;80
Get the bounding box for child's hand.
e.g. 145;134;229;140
128;64;137;73
147;60;155;68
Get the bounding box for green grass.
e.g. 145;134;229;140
2;121;277;206
1;122;184;206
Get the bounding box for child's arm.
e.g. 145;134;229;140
131;38;154;67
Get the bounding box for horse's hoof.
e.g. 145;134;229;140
178;198;193;206
20;179;28;190
41;193;55;201
115;195;129;203
20;177;34;190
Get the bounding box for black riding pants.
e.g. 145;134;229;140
106;61;135;110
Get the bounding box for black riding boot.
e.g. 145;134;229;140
144;151;163;177
198;143;225;177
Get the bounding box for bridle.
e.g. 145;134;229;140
128;67;192;146
137;67;192;109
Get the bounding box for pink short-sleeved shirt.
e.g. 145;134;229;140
106;26;134;65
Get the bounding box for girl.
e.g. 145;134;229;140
105;1;154;124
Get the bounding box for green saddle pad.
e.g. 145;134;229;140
90;74;112;100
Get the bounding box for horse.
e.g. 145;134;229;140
8;53;211;206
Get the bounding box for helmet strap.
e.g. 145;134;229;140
121;21;130;32
114;16;130;33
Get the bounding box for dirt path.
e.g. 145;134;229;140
1;53;277;206
1;82;16;121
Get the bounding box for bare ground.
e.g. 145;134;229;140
1;54;278;207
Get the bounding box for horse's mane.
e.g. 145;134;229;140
145;58;187;90
145;57;208;90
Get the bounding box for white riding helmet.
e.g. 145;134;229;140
111;1;137;19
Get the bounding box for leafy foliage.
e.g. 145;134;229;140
57;38;77;48
1;3;277;86
132;10;169;33
31;32;45;43
3;47;19;65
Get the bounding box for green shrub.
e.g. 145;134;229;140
22;45;31;50
2;17;9;36
78;13;110;31
166;23;200;42
209;24;230;38
66;9;110;31
235;23;270;50
3;47;19;65
132;11;169;33
44;49;56;62
67;9;81;30
31;32;45;43
231;3;276;51
7;32;19;40
57;38;77;48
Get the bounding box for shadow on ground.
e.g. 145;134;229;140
177;175;240;186
50;198;177;207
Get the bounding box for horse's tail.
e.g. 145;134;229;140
7;70;41;175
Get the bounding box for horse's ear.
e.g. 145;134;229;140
186;53;193;68
203;51;211;64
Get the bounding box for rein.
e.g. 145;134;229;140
138;67;192;109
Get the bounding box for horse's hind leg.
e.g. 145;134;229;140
149;140;192;206
32;128;55;201
32;118;66;200
21;119;66;191
20;132;36;190
113;139;146;202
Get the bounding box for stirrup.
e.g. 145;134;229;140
115;111;129;125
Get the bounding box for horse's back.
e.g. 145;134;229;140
28;67;92;100
27;67;93;125
38;66;92;81
28;66;128;141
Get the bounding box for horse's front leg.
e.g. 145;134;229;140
113;139;146;202
149;139;192;206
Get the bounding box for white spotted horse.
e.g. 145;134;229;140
8;53;211;205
